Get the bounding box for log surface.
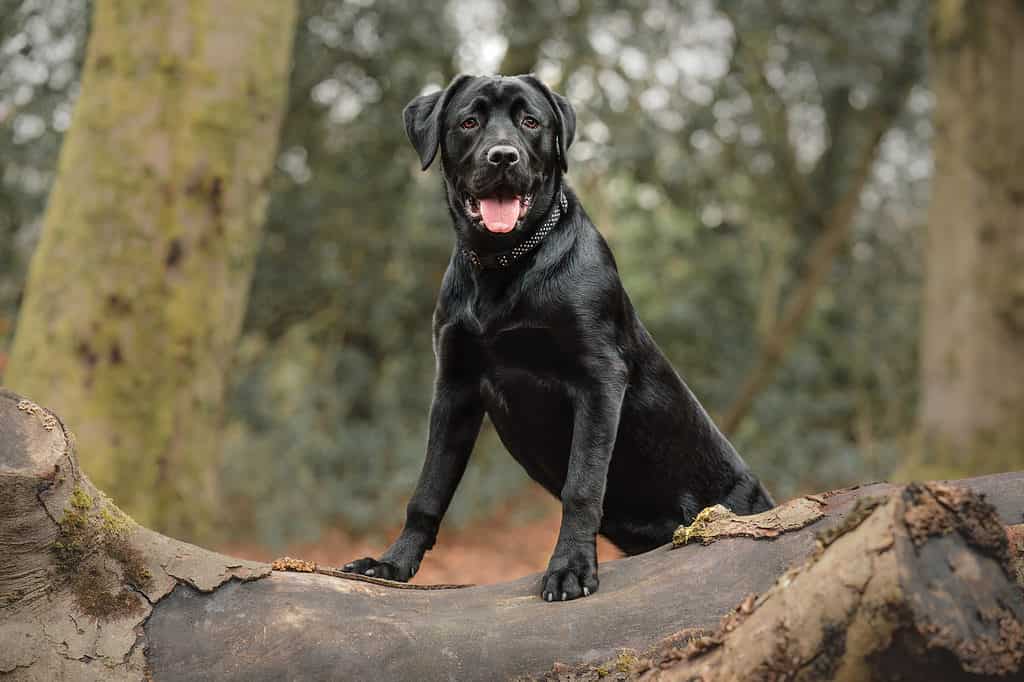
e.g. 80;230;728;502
144;475;1024;681
2;388;1024;681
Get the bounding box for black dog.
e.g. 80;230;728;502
344;74;774;601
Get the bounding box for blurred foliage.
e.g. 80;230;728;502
2;0;930;547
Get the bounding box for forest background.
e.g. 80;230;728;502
2;0;1019;583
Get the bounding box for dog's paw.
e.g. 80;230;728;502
541;547;599;602
341;557;411;582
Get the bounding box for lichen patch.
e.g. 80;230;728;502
272;556;316;572
673;496;825;547
16;399;58;431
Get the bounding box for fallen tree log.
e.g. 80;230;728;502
638;482;1024;681
1;388;1023;681
534;486;1024;681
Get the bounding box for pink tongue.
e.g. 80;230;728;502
479;197;520;233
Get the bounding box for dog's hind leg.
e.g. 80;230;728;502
722;474;776;515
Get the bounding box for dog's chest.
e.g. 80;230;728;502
487;325;575;376
442;320;574;386
473;326;576;493
436;299;580;488
440;318;575;453
435;320;574;490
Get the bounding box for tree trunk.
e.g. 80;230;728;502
918;0;1024;477
499;0;547;76
4;0;297;541
2;390;1023;681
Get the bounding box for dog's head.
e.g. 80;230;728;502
404;75;575;239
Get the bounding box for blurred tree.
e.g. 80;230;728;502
217;0;488;544
0;0;88;367
5;0;297;541
916;0;1024;476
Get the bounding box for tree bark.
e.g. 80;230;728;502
4;0;298;541
2;390;1024;681
917;0;1024;476
627;483;1024;681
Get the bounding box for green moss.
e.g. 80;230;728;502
52;484;152;620
70;486;93;512
589;650;641;679
101;504;152;586
613;651;640;673
52;486;93;572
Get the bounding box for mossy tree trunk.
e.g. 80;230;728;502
5;1;297;541
917;0;1024;477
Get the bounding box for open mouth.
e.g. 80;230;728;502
464;192;533;234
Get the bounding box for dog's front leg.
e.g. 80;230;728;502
343;378;483;581
542;361;627;601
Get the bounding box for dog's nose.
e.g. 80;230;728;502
487;145;520;166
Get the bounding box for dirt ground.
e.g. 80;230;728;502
224;490;623;586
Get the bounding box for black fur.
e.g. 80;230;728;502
343;75;774;601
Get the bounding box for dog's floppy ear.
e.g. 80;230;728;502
403;75;472;171
519;75;576;173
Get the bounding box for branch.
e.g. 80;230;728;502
727;22;811;213
717;111;889;435
717;32;922;436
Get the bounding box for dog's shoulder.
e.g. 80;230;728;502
432;251;472;327
551;199;623;295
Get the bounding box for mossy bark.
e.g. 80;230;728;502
916;1;1024;477
0;390;268;681
4;0;297;541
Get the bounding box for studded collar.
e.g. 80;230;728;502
463;190;568;270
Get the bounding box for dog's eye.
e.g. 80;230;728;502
522;116;540;129
460;118;479;130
